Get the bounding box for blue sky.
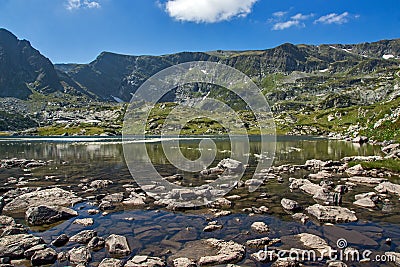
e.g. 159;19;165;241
0;0;399;63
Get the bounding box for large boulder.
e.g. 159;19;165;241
0;234;44;259
306;204;357;223
3;188;82;212
105;234;130;255
25;205;77;226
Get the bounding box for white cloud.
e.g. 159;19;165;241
272;20;303;30
164;0;258;23
291;13;314;21
66;0;101;10
314;12;349;24
272;11;287;18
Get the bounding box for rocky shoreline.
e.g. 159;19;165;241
0;142;400;266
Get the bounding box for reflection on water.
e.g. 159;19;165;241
0;136;396;267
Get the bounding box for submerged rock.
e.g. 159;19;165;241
105;234;130;255
296;233;331;255
306;204;357;223
245;237;280;248
25;205;77;226
73;218;94;226
198;238;245;266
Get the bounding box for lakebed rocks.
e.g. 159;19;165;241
306;204;358;223
25;205;78;226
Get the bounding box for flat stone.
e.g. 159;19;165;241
296;233;331;255
3;188;82;212
125;255;166;267
353;198;376;208
245;237;280;248
73;218;94;226
375;182;400;196
306;204;357;223
25;205;77;226
198;238;245;266
99;258;123;267
322;225;378;247
172;257;196;267
343;176;387;185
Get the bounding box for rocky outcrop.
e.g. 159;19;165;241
25;205;78;226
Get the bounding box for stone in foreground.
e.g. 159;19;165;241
0;234;44;259
99;258;123;267
198;238;245;266
25;205;78;226
125;255;166;267
105;234;131;255
306;204;357;223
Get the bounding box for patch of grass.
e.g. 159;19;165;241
37;125;105;136
348;159;400;173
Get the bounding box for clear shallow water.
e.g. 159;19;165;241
0;136;399;266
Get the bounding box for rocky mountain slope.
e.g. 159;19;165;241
0;28;399;139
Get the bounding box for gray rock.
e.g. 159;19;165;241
245;237;280;248
70;230;97;244
73;218;94;226
345;164;364;176
343;176;387;185
381;143;400;154
25;205;78;226
68;246;91;264
384;252;400;266
172;257;196;267
88;236;105;250
353;198;376;208
90;180;113;189
23;244;47;258
306;204;357;223
105;234;130;255
0;234;44;259
125;255;166;267
31;248;57;266
209;198;232;209
352;136;368;144
296;233;331;255
3;188;82;212
281;198;300;211
203;224;223;232
99;258;123;267
291;213;309;224
375;182;400;196
198;238;245;266
51;234;69;247
251;222;269;233
328;261;347;267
